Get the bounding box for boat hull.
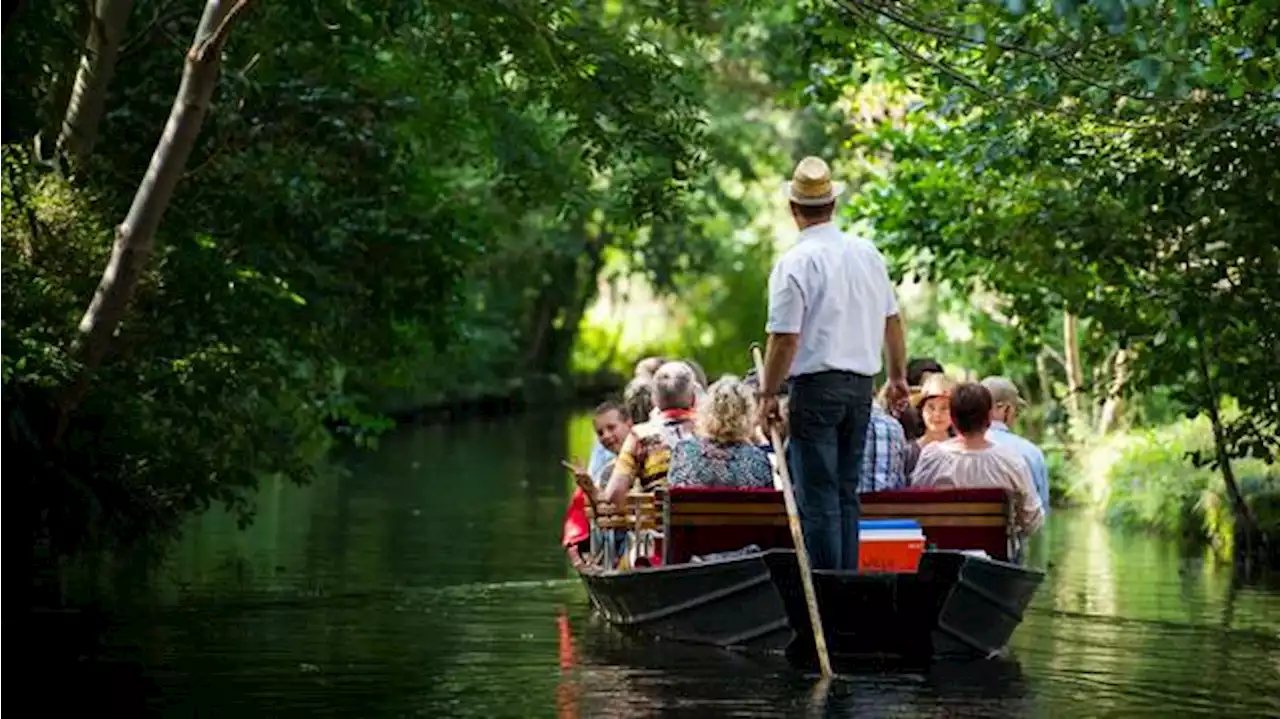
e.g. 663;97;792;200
579;552;795;653
580;549;1043;663
766;550;1044;662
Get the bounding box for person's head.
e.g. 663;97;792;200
682;359;708;391
785;156;844;230
623;378;655;424
696;375;757;444
950;382;994;438
907;358;945;388
916;373;956;437
652;361;696;411
592;400;631;454
981;376;1028;426
634;356;667;381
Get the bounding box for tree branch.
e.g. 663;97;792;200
194;0;252;61
831;1;1150;129
847;0;1175;104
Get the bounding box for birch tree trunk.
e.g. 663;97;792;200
1096;348;1130;435
56;0;137;166
52;0;253;445
1062;310;1087;432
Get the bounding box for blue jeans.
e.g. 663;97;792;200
786;371;874;571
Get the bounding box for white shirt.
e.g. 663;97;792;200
911;440;1045;538
766;222;899;377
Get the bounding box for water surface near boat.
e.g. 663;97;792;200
43;412;1280;717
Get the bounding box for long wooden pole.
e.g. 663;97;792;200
752;344;833;677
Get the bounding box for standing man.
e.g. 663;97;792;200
756;156;909;571
981;376;1051;516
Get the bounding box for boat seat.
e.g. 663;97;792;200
862;488;1012;561
592;493;664;567
662;487;1014;565
664;487;792;565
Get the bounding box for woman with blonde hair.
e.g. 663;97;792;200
669;375;773;489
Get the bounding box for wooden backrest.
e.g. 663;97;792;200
861;488;1012;560
662;487;1013;565
664;488;791;565
593;495;662;532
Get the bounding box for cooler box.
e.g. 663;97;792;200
858;519;925;573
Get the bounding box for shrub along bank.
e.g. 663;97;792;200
1067;417;1279;564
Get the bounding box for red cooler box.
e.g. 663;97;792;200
858;519;925;573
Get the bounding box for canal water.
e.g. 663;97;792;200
62;412;1280;717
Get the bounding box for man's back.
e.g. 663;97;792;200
986;422;1050;513
767;223;898;377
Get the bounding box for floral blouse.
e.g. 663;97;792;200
668;437;774;490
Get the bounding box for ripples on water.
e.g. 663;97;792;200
42;413;1280;717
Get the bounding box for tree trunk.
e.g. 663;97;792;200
1034;349;1055;406
546;234;608;374
1194;321;1260;540
1062;310;1087;431
1096;348;1129;435
52;0;253;445
3;0;27;36
56;0;137;166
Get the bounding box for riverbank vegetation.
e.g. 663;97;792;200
4;1;1276;574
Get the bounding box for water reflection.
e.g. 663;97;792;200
57;413;1280;717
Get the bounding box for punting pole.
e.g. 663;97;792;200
751;344;834;678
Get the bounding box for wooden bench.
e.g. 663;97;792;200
663;487;792;565
658;487;1014;566
592;492;664;567
861;488;1012;561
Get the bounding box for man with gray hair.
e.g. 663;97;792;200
982;376;1050;517
601;362;698;506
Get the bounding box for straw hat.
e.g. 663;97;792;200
783;156;846;206
915;372;955;408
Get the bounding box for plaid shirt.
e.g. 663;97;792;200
860;406;907;493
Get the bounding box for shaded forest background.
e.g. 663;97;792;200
3;0;1277;576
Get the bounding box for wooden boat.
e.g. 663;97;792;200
576;487;1044;662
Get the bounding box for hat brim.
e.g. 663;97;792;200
783;181;846;206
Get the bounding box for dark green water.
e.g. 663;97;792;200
62;412;1280;717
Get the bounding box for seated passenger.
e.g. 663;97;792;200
646;359;707;422
634;355;667;381
570;400;633;487
583;400;632;487
860;394;908;493
669;376;773;490
623;377;655;425
911;382;1044;539
598;362;699;506
915;372;956;449
562;400;633;568
907;357;946;393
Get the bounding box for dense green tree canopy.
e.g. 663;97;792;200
776;0;1278;527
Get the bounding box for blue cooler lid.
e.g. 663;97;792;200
858;519;921;531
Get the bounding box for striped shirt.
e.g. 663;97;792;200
611;409;696;491
859;406;907;493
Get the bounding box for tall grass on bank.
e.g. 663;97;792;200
1067;417;1279;557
